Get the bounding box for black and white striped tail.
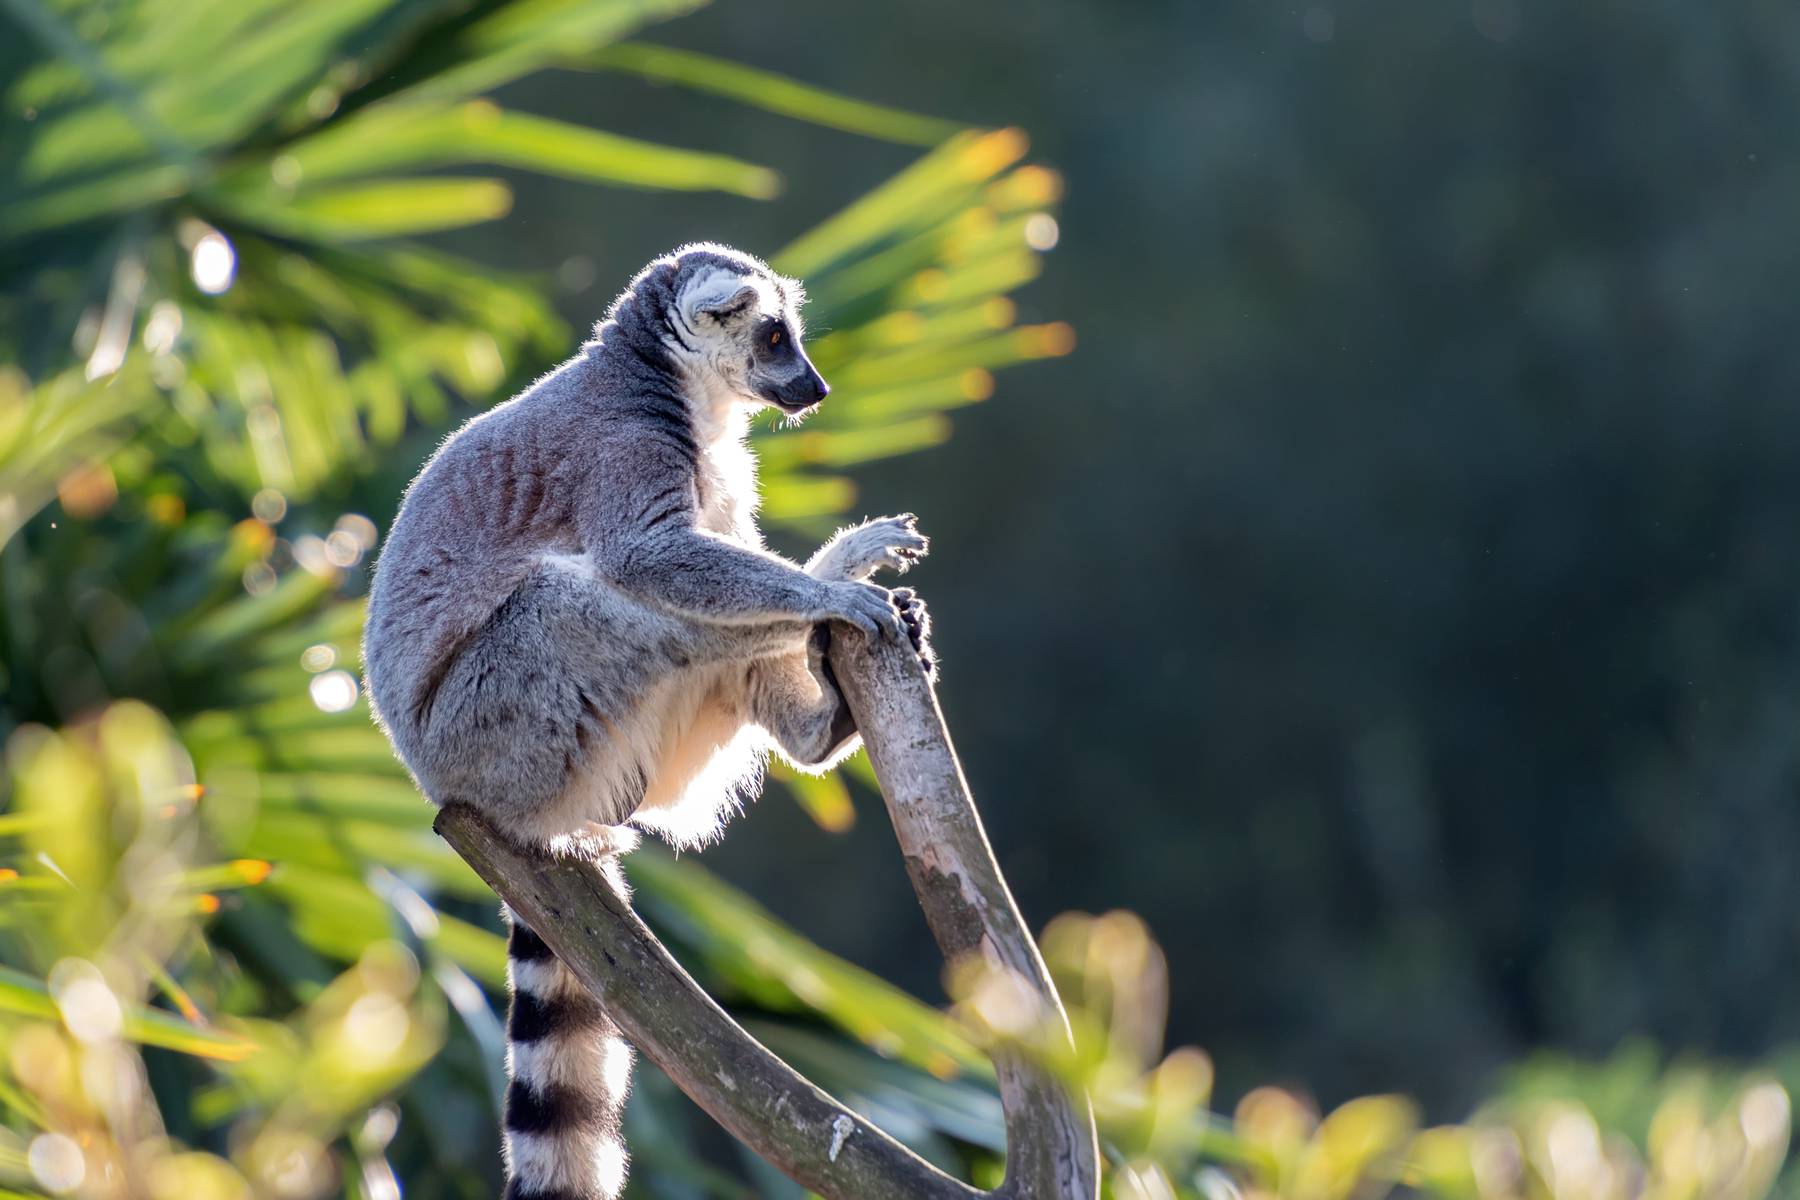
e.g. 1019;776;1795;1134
503;911;633;1200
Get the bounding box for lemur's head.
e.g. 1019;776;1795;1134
621;243;828;416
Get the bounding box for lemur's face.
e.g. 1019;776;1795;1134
675;265;829;415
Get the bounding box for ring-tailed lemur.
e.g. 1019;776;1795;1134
362;243;935;1200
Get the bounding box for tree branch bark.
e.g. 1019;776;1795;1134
433;624;1099;1199
436;803;983;1199
826;625;1101;1200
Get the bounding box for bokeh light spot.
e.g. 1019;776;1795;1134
242;562;276;596
344;993;410;1057
56;463;118;519
324;530;362;568
28;1132;85;1194
48;958;123;1044
190;231;236;295
292;534;336;577
1740;1083;1790;1146
142;300;183;355
270;154;302;189
251;489;287;524
336;513;379;552
309;670;359;713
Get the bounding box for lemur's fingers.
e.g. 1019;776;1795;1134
809;516;930;583
859;515;929;577
869;514;928;546
821;580;905;641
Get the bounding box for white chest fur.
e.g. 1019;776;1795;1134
692;409;761;544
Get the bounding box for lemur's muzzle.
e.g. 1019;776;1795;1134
768;364;830;413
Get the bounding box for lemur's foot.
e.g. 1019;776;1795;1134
811;514;929;582
890;586;937;678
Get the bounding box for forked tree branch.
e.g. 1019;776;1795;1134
434;624;1100;1200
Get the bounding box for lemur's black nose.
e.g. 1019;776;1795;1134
774;366;828;411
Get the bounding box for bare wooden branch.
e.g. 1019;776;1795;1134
827;626;1101;1200
437;802;984;1200
434;623;1098;1199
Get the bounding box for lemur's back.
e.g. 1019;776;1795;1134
365;353;599;758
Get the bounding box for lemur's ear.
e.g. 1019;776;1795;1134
692;282;759;324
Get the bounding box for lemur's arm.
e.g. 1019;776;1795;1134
581;439;902;638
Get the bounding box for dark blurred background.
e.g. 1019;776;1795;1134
411;1;1800;1115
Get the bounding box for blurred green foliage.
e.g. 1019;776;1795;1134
0;1;1791;1198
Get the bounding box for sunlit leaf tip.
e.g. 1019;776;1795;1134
964;127;1031;177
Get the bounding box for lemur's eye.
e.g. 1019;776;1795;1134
768;327;784;350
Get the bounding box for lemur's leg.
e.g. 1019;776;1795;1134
752;625;858;768
411;565;680;838
502;865;634;1200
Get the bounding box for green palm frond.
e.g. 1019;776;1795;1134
589;42;961;146
0;965;256;1062
1;0;893;517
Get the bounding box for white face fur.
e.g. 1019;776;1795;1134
672;266;829;417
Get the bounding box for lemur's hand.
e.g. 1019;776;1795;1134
807;514;929;582
861;514;930;575
890;586;938;677
814;580;906;640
